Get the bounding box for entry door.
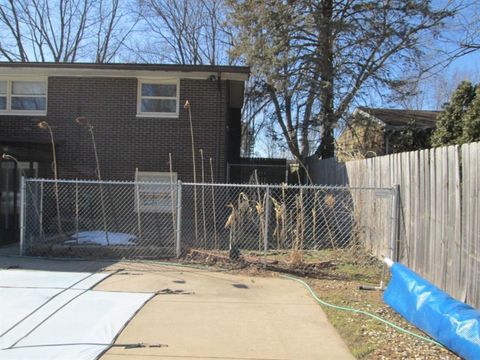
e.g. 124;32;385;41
0;161;38;244
0;161;17;244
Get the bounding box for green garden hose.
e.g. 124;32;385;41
280;274;443;347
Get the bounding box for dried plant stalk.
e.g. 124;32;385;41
312;190;318;244
184;100;198;242
290;172;305;264
225;204;238;250
319;190;337;249
271;195;286;250
253;170;265;251
38;121;63;236
226;192;250;251
89;125;110;245
169;153;176;244
256;199;265;251
200;149;207;247
75;118;110;245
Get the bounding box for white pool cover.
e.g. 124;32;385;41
65;231;137;246
0;269;153;360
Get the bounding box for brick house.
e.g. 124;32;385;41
0;62;249;243
336;107;439;161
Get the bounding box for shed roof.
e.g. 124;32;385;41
357;107;439;128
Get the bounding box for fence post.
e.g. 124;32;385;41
176;181;183;258
39;181;44;239
390;184;400;262
75;179;79;241
19;176;26;256
135;169;143;241
263;186;271;268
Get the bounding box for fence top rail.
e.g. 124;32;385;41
24;177;395;192
227;163;287;168
182;182;394;192
24;178;177;186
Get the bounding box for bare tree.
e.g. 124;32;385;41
135;0;234;65
230;0;457;161
450;1;480;56
0;0;137;62
94;0;139;63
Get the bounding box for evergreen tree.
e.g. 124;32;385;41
462;86;480;143
431;81;476;146
389;120;432;153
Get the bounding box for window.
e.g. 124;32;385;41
11;81;47;111
0;79;47;115
137;80;178;117
0;81;6;110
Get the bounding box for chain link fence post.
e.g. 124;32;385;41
19;176;26;256
39;181;44;240
176;180;183;258
263;185;271;268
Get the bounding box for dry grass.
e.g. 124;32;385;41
307;278;459;359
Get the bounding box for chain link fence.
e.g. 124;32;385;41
180;183;398;281
21;178;398;283
22;178;178;259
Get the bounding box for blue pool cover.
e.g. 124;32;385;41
384;262;480;360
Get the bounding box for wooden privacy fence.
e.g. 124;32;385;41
308;141;480;309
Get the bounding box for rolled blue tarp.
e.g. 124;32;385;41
384;262;480;360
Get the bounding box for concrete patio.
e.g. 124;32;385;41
0;255;354;360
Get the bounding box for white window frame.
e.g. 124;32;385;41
136;78;179;118
0;77;48;116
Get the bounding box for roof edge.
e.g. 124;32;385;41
0;61;249;73
0;62;250;81
357;106;440;114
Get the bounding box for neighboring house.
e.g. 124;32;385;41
0;62;249;243
336;107;439;161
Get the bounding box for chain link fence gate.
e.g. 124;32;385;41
21;178;399;284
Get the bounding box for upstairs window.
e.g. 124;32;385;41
11;81;47;111
137;80;179;118
0;79;47;115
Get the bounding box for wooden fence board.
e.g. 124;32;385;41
462;143;480;307
308;141;480;308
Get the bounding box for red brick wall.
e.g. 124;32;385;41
0;77;229;182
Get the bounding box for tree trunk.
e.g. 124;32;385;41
316;0;335;159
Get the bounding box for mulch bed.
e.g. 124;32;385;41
184;248;335;278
